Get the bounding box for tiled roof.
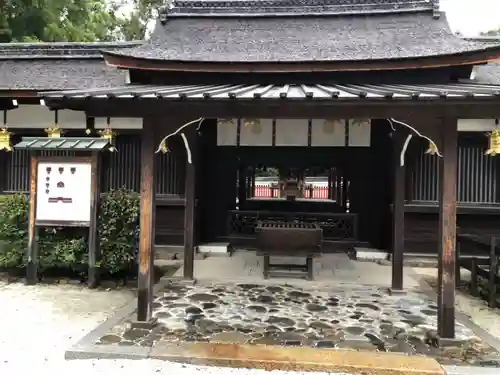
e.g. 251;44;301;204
41;82;500;101
14;137;111;151
107;9;500;63
0;42;141;91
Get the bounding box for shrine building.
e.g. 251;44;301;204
2;0;500;338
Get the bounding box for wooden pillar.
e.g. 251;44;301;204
183;127;197;280
26;154;39;285
437;117;458;339
137;118;156;322
238;163;246;209
391;132;405;293
87;153;101;288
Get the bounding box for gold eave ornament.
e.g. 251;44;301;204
44;125;63;138
0;127;12;151
99;128;117;152
485;129;500;156
425;141;438;155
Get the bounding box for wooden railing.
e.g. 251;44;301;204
227;210;358;241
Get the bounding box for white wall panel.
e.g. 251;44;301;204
348;119;371;147
239;118;273;146
275;119;308;146
216;119;237;146
7;105;85;129
458;119;497;132
94;117;142;129
311;119;346;147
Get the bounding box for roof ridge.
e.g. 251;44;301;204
162;0;436;18
0;41;144;59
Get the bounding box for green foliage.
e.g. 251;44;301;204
0;188;140;277
0;194;28;268
0;0;162;42
99;188;140;274
118;0;164;41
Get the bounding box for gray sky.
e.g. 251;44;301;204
441;0;500;35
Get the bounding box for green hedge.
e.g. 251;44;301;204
0;188;140;277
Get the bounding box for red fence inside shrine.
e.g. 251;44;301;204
253;185;330;199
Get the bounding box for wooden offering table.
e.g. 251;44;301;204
256;221;322;280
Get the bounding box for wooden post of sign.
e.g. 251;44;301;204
390;131;406;294
437;117;458;339
87;153;101;288
136;118;156;323
26;154;39;285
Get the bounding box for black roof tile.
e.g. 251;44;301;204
0;60;127;90
107;11;500;63
0;42;141;90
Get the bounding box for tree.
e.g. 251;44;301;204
118;0;164;40
0;0;123;42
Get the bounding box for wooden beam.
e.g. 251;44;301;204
183;127;197;280
103;48;500;73
26;154;39;285
62;99;500;120
437;117;458;339
391;131;405;292
137;117;156;322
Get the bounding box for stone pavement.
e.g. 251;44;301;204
95;279;496;367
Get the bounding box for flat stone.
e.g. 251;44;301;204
309;321;332;330
256;295;273;304
185;306;202;314
275;332;305;342
188;293;218;302
202;302;217;309
289;291;311;298
356;303;380;311
123;328;150;341
196;319;222;333
267;316;295;327
344;326;365;335
306;303;327;312
265;325;282;332
98;334;122;344
316;340;336;348
267;286;284;293
247;305;267;313
238;284;261;290
155;311;171;319
420;309;437;316
337;336;375;351
118;340;136;346
160;296;180;302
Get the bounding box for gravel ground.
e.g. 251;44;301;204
0;280;351;375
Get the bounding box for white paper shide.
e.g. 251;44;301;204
36;161;92;223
